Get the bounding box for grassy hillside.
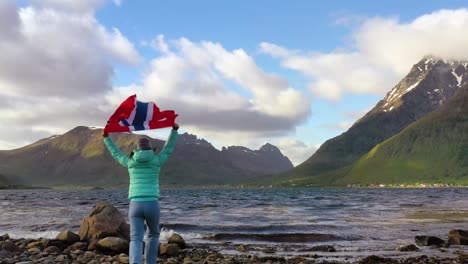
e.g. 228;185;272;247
262;59;468;187
342;85;468;185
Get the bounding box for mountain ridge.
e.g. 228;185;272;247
343;83;468;185
0;126;293;187
279;56;468;185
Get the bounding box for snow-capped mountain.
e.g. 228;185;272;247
292;56;468;182
374;57;467;116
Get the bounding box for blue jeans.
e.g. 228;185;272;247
129;200;160;264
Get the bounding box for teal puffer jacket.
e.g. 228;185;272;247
103;130;178;201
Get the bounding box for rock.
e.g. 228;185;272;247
183;256;193;264
415;235;445;247
0;234;9;241
0;249;13;258
159;243;180;256
237;244;248;252
459;252;468;263
88;238;100;251
27;247;41;255
410;255;430;263
71;249;84;255
119;253;130;264
106;256;115;262
26;241;42;249
56;229;80;245
79;202;130;241
97;237;129;253
311;245;336;252
166;258;179;264
42;239;68;251
206;253;223;261
84;250;96;261
262;247;277;254
448;229;468;245
398;244;420;252
71;241;88;250
168;233;186;249
358;255;398;264
0;241;19;252
55;255;69;262
43;246;61;254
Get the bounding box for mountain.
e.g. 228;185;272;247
283;57;468;185
343;83;468;185
0;127;293;187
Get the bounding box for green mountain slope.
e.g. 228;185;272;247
343;84;468;185
275;57;468;186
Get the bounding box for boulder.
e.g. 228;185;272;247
0;234;9;241
415;235;444;247
397;244;420;252
56;229;80;245
448;230;468;245
0;241;18;252
168;233;186;249
97;237;129;253
79;202;130;241
159;243;180;256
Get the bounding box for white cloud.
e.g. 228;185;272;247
0;1;311;158
260;8;468;100
272;138;319;166
29;0;106;13
108;36;311;136
151;34;170;54
0;4;140;98
0;2;139;149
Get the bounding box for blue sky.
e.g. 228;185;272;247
97;0;467;151
2;0;468;164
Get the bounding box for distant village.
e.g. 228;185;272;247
346;183;466;188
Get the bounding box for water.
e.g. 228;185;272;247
1;188;468;260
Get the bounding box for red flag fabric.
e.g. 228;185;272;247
104;95;177;133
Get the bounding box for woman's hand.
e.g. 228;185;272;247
172;123;179;131
102;131;109;138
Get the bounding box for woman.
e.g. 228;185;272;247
102;123;179;264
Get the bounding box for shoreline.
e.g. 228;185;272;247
1;184;468;190
1;234;467;264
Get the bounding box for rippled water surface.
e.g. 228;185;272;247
1;188;468;259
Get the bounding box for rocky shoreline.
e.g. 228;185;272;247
1;202;468;264
1;233;468;264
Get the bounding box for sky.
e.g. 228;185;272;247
1;0;468;165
